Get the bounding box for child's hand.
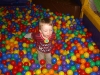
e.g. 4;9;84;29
24;33;32;38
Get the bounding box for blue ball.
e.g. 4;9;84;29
51;58;57;64
90;72;97;75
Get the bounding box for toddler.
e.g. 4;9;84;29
24;18;56;66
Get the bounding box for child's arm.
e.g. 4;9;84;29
24;33;32;38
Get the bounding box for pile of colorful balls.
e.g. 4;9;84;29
0;2;100;75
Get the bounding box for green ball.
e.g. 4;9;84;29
80;54;84;58
22;32;26;36
33;53;38;58
64;44;67;48
90;61;95;67
2;40;6;44
26;48;31;52
1;47;6;52
68;30;72;34
29;44;34;48
96;60;100;66
16;72;22;75
24;66;29;71
70;52;74;56
71;66;76;71
19;35;23;39
88;59;93;63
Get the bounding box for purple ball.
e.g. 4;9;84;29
90;53;95;59
31;63;36;69
46;64;52;69
62;67;67;72
62;61;67;66
61;55;66;61
97;71;100;75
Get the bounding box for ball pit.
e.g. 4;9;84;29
0;1;100;75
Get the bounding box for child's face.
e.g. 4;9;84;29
39;24;53;38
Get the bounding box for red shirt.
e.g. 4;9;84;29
31;32;56;53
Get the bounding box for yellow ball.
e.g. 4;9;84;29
25;71;31;75
35;69;41;75
67;70;73;75
71;55;76;61
59;71;64;75
85;67;92;74
89;46;94;51
8;64;13;70
42;69;48;74
23;43;27;47
81;38;86;42
65;59;70;64
84;52;89;58
6;45;10;50
14;41;18;44
22;58;29;63
13;50;19;54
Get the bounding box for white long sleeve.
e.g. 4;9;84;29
24;33;32;38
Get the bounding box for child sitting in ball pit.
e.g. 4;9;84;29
24;18;56;67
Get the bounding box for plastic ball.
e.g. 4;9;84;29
52;64;59;70
71;55;76;61
84;52;89;58
42;69;48;74
16;72;22;75
61;55;66;61
48;69;54;74
85;67;92;74
25;71;31;75
35;69;41;75
92;66;98;72
8;64;13;70
46;64;52;69
40;59;46;65
59;71;64;75
52;58;57;64
67;70;73;75
22;58;29;63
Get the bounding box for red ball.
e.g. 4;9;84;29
19;51;24;57
18;62;23;67
30;59;35;64
52;64;58;70
13;65;18;70
12;69;17;75
85;62;90;68
24;62;29;66
17;66;23;72
0;52;2;57
10;60;16;66
5;71;10;75
40;59;46;65
2;60;7;65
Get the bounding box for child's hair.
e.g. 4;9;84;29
39;18;53;29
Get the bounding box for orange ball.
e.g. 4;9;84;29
57;60;62;65
78;46;82;51
80;64;85;69
45;72;50;75
83;47;88;52
76;43;81;47
59;49;64;54
76;53;80;58
49;69;54;75
6;40;10;44
92;66;98;72
32;48;36;53
81;59;86;64
84;28;88;32
79;50;84;54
